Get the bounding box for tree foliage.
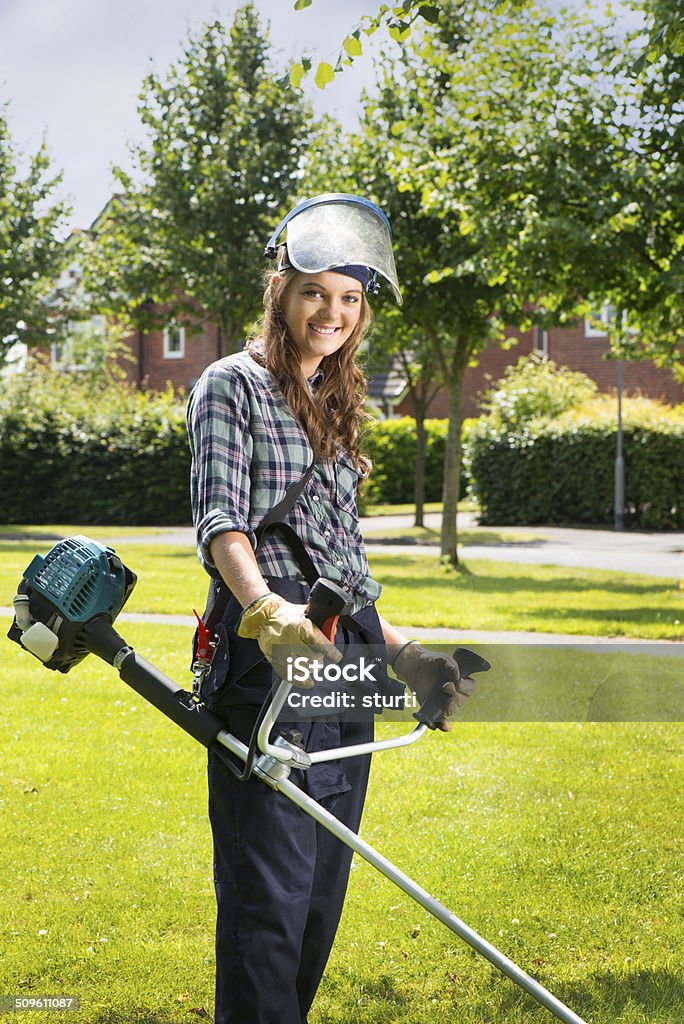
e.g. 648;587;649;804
293;0;684;84
289;0;526;87
601;0;684;372
632;0;684;71
0;107;70;365
83;3;317;354
335;1;645;562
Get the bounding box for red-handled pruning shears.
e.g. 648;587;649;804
191;609;217;697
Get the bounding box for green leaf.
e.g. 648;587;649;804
343;35;364;58
389;21;412;42
289;63;306;88
419;5;441;23
293;0;313;10
314;62;336;88
361;14;381;37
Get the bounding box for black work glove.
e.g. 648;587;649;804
391;641;476;732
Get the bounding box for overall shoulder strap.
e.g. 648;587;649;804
255;461;319;587
255;462;315;535
203;462;316;629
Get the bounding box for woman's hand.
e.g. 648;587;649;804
391;642;476;732
237;593;341;685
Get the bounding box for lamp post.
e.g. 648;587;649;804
614;359;624;531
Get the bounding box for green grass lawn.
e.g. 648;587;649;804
362;499;479;516
362;502;446;517
1;622;682;1023
371;553;683;641
1;541;681;640
0;525;176;540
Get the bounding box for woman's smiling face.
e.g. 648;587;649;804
281;270;364;377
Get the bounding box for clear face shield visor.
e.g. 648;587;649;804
264;194;402;305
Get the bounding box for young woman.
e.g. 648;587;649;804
187;193;474;1024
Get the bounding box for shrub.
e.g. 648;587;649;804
481;353;598;429
0;368;458;524
468;394;684;529
361;417;473;508
0;367;191;525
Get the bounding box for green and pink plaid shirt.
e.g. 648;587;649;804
186;349;381;611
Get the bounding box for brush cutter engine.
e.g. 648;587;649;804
7;535;137;673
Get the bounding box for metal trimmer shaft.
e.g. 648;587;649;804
238;734;588;1024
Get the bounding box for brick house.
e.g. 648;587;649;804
401;321;683;420
111;318;224;393
34;205;682;411
49;308;682;414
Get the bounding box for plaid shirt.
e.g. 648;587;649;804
186;349;381;611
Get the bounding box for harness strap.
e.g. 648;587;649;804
202;463;318;630
256;522;319;588
256;463;315;533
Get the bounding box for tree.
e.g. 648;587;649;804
290;0;443;87
83;3;318;355
632;0;684;71
593;0;684;374
0;106;70;366
319;2;647;564
293;0;683;85
366;308;442;526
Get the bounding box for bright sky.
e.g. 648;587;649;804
0;0;382;232
0;0;642;235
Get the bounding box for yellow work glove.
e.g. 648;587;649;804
391;641;476;732
237;593;341;686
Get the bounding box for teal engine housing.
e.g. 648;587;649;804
8;535;137;673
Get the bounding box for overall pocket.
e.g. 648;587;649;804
199;622;231;709
195;593;269;713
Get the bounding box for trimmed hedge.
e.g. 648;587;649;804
362;417;450;506
5;367;680;529
0;371;191;526
0;371;457;524
467;398;684;529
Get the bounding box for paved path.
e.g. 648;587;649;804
3;513;682;578
361;512;683;579
89;513;682;579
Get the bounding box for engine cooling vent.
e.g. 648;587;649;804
24;535;119;623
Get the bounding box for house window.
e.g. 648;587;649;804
584;303;617;338
163;324;185;359
533;326;548;356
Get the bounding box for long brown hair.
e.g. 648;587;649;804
247;270;373;473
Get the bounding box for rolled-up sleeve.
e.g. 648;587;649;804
187;364;255;573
